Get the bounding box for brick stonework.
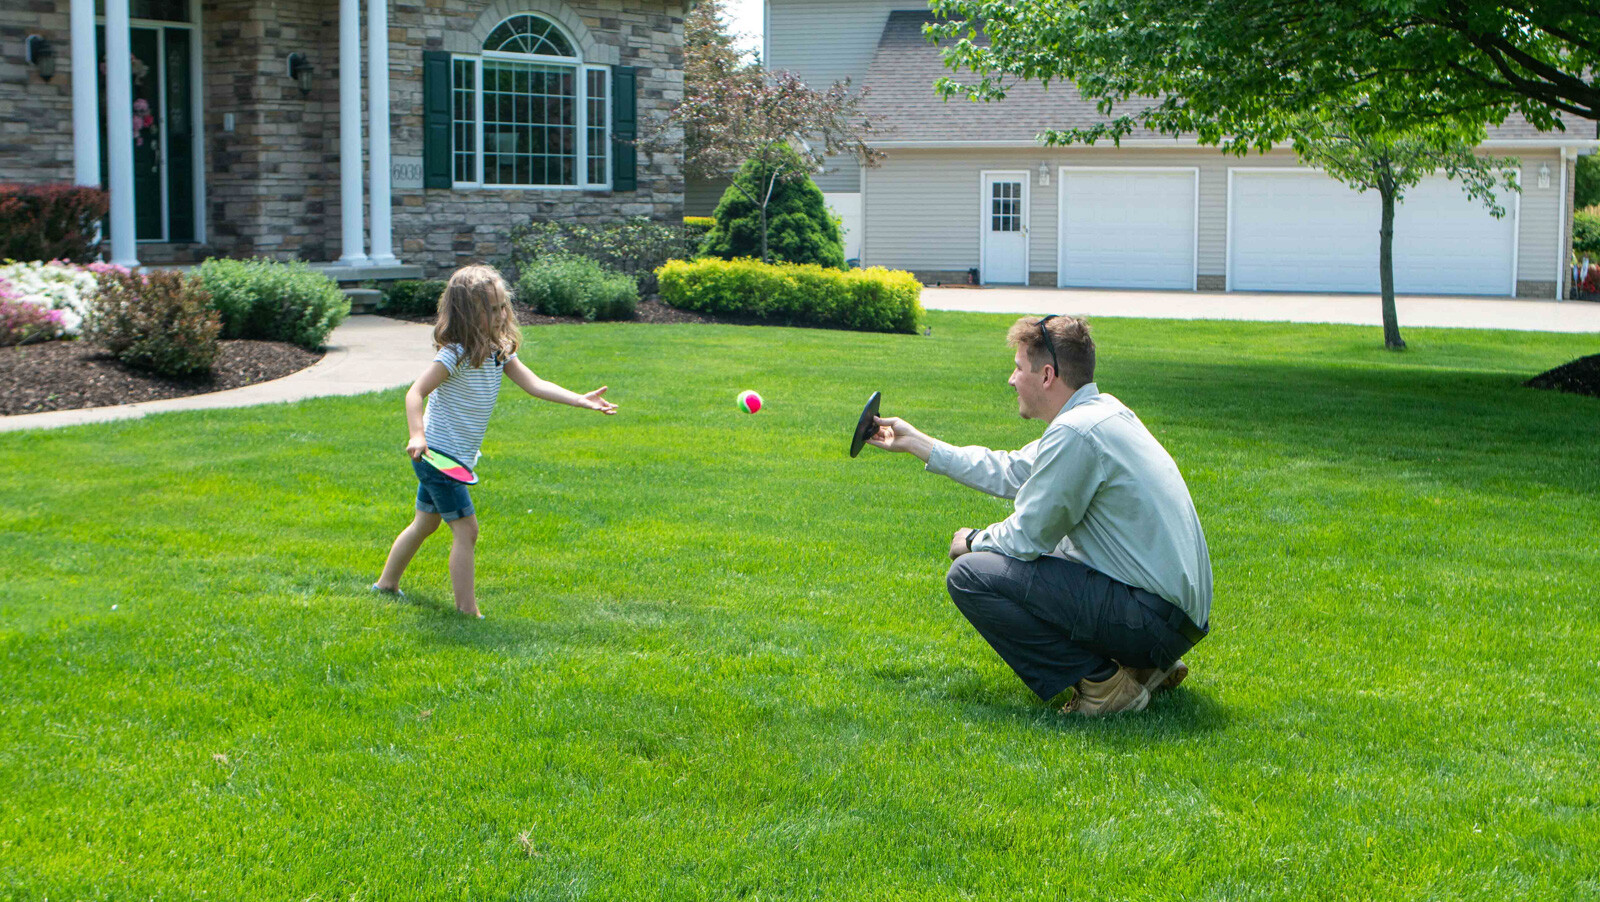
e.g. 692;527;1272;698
4;0;685;273
0;0;75;185
1196;274;1225;291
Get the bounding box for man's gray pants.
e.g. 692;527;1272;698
945;551;1200;702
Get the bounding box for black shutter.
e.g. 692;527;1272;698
423;51;453;189
611;66;637;192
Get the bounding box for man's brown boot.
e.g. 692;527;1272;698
1127;659;1189;695
1061;666;1150;716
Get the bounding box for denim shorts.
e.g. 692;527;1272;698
413;457;475;521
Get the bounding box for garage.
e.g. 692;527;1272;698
1228;170;1518;296
1058;168;1198;290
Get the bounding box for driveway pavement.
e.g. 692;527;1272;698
921;286;1600;333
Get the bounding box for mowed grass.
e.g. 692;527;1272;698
2;312;1597;900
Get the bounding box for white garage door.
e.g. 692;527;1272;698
1059;169;1197;290
1229;170;1517;296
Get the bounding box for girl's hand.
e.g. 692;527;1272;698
582;387;618;414
406;435;429;460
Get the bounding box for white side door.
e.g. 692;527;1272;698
981;172;1029;284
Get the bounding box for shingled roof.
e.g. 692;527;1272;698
859;10;1585;145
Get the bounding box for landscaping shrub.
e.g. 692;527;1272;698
701;145;845;269
85;269;220;376
656;258;921;333
683;216;715;254
0;259;110;336
0;183;109;263
1573;208;1600;257
197;258;348;348
517;255;639;321
505;217;692;295
381;279;447;317
0;278;67;345
1575;154;1600;211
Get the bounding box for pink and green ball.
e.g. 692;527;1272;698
737;390;763;414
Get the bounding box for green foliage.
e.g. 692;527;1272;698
85;269;220;376
197;258;349;349
656;257;921;332
516;255;639;321
504;217;694;295
1575;153;1600;211
380;279;447;318
702;145;845;268
1573;209;1600;257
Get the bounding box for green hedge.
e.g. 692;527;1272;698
516;255;638;321
656;258;922;333
197;258;349;349
380;279;447;317
1574;209;1600;257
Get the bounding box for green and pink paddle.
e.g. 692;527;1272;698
420;448;478;485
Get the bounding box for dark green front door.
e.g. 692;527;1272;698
98;24;195;243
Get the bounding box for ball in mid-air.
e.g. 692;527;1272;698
737;389;763;414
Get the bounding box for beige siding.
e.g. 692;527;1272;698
862;146;1569;293
767;0;908;192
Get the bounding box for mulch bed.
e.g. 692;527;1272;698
0;339;323;416
1524;353;1600;400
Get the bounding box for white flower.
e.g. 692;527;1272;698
0;260;99;336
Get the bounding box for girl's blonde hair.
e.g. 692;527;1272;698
433;265;521;367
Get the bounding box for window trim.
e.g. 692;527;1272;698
448;16;611;192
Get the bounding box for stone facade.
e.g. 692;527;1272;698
0;0;75;185
2;0;686;275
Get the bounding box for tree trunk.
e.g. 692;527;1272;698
1379;186;1405;350
759;199;769;264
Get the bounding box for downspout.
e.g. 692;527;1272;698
1557;147;1570;301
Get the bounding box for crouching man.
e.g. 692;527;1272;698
867;315;1212;715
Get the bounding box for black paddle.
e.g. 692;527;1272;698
850;391;881;458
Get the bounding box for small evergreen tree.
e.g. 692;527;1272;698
702;144;845;268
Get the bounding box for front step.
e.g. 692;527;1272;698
343;287;382;315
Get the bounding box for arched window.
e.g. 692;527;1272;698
450;14;610;188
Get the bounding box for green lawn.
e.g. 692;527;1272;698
2;312;1597;900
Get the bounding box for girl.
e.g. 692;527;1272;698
374;264;617;617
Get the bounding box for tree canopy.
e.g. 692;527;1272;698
926;0;1599;152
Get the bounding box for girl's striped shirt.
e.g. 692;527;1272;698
423;344;515;467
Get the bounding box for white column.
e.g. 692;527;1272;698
336;0;369;265
366;0;398;265
105;0;138;268
70;0;100;188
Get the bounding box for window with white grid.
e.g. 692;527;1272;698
449;15;609;189
991;181;1022;232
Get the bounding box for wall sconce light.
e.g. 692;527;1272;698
286;53;313;96
1537;162;1551;189
1038;160;1050;186
25;35;56;82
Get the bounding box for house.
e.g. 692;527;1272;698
732;1;1597;299
1;0;687;280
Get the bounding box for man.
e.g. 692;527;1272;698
867;315;1211;716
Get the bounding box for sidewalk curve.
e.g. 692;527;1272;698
0;316;435;433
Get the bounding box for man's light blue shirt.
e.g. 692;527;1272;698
925;382;1213;627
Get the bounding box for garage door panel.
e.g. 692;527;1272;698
1060;170;1196;290
1230;171;1515;296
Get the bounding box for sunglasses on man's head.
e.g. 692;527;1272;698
1035;314;1060;377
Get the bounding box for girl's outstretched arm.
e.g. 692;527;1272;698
505;358;617;414
404;362;451;458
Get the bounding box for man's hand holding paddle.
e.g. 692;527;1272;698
867;416;934;462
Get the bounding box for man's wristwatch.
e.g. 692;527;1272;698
964;528;978;553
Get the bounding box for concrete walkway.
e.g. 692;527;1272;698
0;315;435;433
921;286;1600;333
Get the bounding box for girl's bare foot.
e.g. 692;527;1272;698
457;603;483;619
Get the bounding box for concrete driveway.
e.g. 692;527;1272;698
921;286;1600;333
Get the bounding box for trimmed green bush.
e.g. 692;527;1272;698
504;217;692;295
380;279;446;317
85;269;220;376
1574;209;1600;257
197;258;349;349
656;258;922;333
701;144;845;269
1575;154;1600;211
516;255;638;321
